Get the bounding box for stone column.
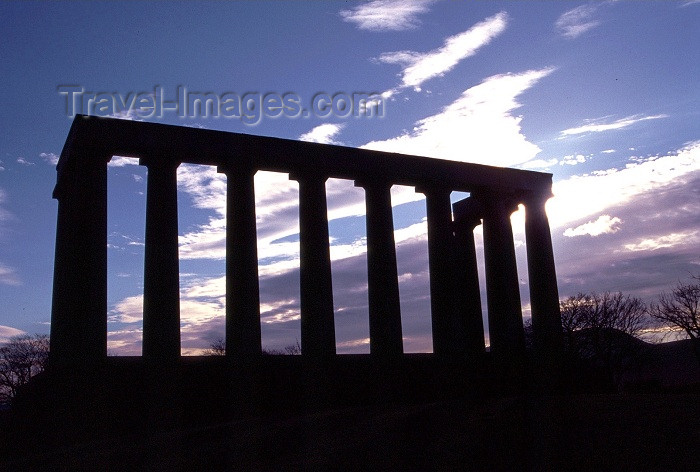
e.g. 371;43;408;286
356;180;403;357
218;164;262;359
524;191;563;379
141;157;181;361
478;193;526;368
292;173;335;357
452;197;486;359
420;187;461;356
50;149;110;368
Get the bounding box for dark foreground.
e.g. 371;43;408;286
2;392;699;471
2;350;700;471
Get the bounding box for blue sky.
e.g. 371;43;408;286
0;1;698;353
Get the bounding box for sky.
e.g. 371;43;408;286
0;1;698;354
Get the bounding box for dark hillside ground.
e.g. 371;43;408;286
1;338;698;471
2;392;699;471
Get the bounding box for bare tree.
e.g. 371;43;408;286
650;275;700;363
263;340;302;355
206;338;302;356
0;334;50;403
282;340;302;356
558;292;648;388
206;337;226;356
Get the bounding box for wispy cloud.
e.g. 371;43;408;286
299;123;345;144
623;231;700;252
548;141;700;230
109;295;143;324
377;12;508;91
340;0;435;31
560;114;668;137
0;263;20;286
0;188;10;223
555;4;601;39
363;67;555;167
564;215;622;237
520;158;559;170
16;157;35;166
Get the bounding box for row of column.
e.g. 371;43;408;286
50;153;561;369
452;192;563;372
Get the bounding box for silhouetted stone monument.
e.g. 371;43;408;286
49;114;563;408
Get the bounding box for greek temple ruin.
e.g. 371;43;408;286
49;115;563;395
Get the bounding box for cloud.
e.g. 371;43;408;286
299;123;345;144
555;4;601;39
176;164;227;215
340;0;435;31
560;114;668;136
363;67;555;167
0;263;20;286
623;231;700;252
16;157;35;166
548;141;700;231
40;152;59;166
0;188;10;222
376;12;508;91
109;295;143;323
108;155;141;167
560;154;588;166
0;325;26;345
564;215;622;237
551;173;700;299
520;158;559;170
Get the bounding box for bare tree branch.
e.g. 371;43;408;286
0;334;49;403
650;275;700;363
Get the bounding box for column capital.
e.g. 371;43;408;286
139;155;181;169
217;157;256;175
452;196;483;231
354;178;392;190
521;187;554;208
53;149;113;201
56;144;112;173
471;190;519;218
415;184;451;197
289;171;328;183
